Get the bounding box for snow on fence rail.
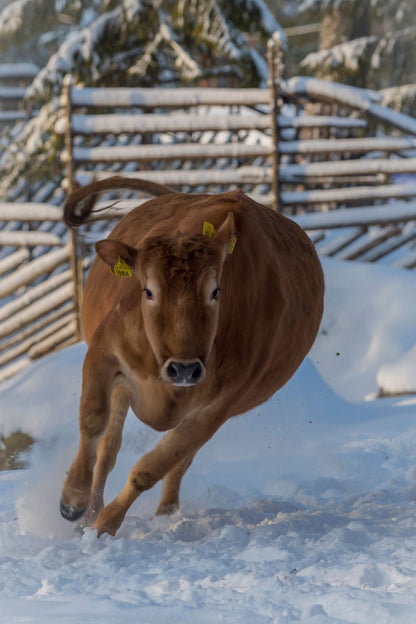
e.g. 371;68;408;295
3;38;416;382
0;63;39;126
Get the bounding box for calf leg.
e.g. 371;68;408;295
82;386;130;525
60;350;117;521
92;410;228;536
155;452;195;516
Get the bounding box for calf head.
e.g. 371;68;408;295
96;212;235;387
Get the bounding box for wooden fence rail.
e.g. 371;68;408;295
0;63;39;126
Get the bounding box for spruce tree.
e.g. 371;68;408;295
298;0;416;114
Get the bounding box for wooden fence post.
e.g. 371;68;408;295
267;33;284;212
64;74;84;341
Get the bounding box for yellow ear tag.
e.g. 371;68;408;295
203;221;216;238
203;221;237;254
111;255;132;277
229;236;237;254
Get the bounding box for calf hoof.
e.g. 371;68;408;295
60;497;86;522
92;500;126;537
155;502;179;516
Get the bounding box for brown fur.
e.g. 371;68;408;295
61;180;324;536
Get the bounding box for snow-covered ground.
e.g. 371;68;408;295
1;256;416;623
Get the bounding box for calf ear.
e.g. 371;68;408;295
95;239;138;269
214;212;236;258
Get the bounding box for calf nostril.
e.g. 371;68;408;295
167;361;178;379
191;362;202;380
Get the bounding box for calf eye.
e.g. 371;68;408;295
143;288;154;301
210;287;220;301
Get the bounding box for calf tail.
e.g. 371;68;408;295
63;175;174;227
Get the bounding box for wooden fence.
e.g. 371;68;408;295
0;202;76;382
2;39;416;382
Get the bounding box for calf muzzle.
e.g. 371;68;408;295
162;359;205;386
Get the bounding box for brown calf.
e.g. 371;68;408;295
60;177;324;536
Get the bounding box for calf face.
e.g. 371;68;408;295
95;212;236;387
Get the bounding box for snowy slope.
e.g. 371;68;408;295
311;257;416;400
1;256;416;623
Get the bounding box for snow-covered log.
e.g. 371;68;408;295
0;316;75;368
366;103;416;137
0;86;26;100
280;157;416;182
0;231;63;248
69;142;271;164
0;303;73;353
69;86;269;108
0;249;29;277
0;269;73;324
57;112;272;135
0;303;75;382
0;203;63;222
0;283;73;341
293;200;416;230
282;77;416;136
56;111;366;136
338;226;400;261
284;115;366;130
0;245;71;300
0;63;39;80
0;111;28;123
0;358;30;385
281;77;381;109
74;166;272;189
363;225;416;263
316;228;364;257
28;320;77;360
280;136;416;156
282;183;416;206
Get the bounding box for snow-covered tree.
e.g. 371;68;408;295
0;0;106;64
297;0;416;113
26;0;283;99
0;0;284;197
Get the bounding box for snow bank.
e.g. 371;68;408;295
311;256;416;401
377;343;416;396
